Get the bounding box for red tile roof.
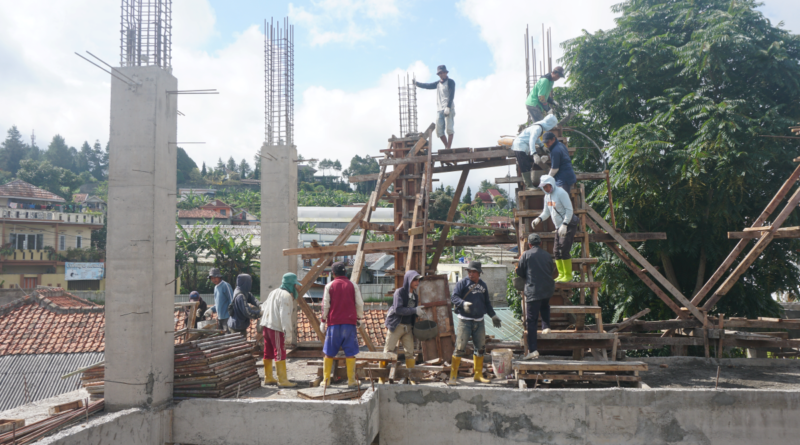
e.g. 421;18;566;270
296;304;388;347
177;209;227;219
488;189;502;197
0;180;66;202
73;193;88;203
474;192;493;203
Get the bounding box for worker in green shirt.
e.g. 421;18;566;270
525;66;565;122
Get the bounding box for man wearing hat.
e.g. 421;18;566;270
416;65;456;149
320;262;364;389
525;66;565;122
448;261;502;386
203;268;234;333
185;291;207;329
516;233;555;360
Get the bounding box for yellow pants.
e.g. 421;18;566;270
384;324;415;355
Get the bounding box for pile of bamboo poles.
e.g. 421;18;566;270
0;399;104;444
80;364;105;399
173;333;260;400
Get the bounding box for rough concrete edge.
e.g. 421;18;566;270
639;356;800;368
36;407;145;445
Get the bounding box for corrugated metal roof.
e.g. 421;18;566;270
0;352;104;411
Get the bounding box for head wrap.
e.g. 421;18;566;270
281;273;299;299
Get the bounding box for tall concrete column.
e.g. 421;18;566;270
105;66;177;411
260;143;298;342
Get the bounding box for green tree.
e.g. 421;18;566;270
342;155;380;193
0;126;32;175
176;147;198;184
44;135;74;171
17;159;81;198
75;141;93;176
226;156;237;172
201;162;207;176
238;159;252;179
462;186;472;204
90;141;108;180
429;189;459;222
562;0;800;320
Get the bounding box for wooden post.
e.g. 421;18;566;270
586;207;704;321
717;314;725;359
703;311;710;359
429;169;469;272
420;148;434;274
405;194;422;273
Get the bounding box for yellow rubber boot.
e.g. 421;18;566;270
263;359;277;385
346;358;359;389
554;259;565;281
377;360;387;384
405;358;417;385
321;357;333;388
447;356;461;386
473;355;492;383
276;360;297;388
560;259;573;282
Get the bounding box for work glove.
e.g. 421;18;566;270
531;217;542;229
444;107;451;116
492;315;502;329
463;302;472;314
320;322;327;332
547;97;555;105
540;155;550;164
558;224;568;237
204;308;213;318
196;309;202;318
415;306;425;317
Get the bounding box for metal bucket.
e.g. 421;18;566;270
413;320;439;341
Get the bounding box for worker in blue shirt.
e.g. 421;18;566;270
203;268;234;333
542;131;577;194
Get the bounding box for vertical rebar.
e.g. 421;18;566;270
120;0;172;69
265;17;294;147
398;73;418;137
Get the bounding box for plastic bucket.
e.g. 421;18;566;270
413;320;439;341
491;348;514;378
197;320;214;329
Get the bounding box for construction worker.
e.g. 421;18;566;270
516;233;555;360
532;175;578;282
416;65;456;149
511;115;558;188
228;274;261;337
320;262;365;389
184;291;207;329
204;268;233;333
449;261;502;386
260;273;299;387
525;66;565;122
542;131;577;194
381;270;425;383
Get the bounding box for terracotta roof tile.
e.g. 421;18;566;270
177;209;227;219
0;179;66;202
73;193;88;203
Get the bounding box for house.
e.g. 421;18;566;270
486;215;514;229
73;194;107;213
474;189;503;207
0;180;105;291
231;210;259;226
177;200;233;225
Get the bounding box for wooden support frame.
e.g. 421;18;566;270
609;308;650;333
586;206;704;321
429;169;469;272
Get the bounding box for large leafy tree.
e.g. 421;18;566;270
176;147;198;183
561;0;800;320
0;126;34;175
342;155;380;193
45;135;74;171
17;159;81;198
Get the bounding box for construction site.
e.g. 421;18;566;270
1;0;800;444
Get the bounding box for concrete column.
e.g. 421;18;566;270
105;66;177;411
260;143;298;342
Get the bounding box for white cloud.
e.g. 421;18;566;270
289;0;400;46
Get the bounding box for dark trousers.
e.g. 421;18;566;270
527;105;545;122
217;318;230;333
526;298;551;353
557;180;574;195
514;151;533;174
554;215;579;260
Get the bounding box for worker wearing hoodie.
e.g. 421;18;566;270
227;274;261;335
320;262;364;389
381;270;425;383
448;261;501;386
260;273;299;388
511;115;558;188
532;175;578;282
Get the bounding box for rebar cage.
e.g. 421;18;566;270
265;18;294;147
398;73;418;138
120;0;172;69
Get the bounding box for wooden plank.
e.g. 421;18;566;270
518;188;580;197
617;337;706;348
379;149;515;166
538;333;617;340
705;183;800;310
421;147;434;273
427;219;512;232
288;238;434;257
519;373;641;383
586;206;704;321
520;231;667;243
408;222;435;236
575;172;608;181
609;308;650;333
555;281;601;289
691;163;800;307
433;159;516;174
513;360;647;372
549;305;602;314
449;235;517;246
350;164;387;283
496;176;523;184
405;194;422;273
727;227;800;239
515;209;587;218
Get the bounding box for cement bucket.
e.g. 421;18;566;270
413;320;439;341
491;348;514;378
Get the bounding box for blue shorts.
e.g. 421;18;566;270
323;324;360;357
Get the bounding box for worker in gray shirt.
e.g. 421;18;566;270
416;65;456;149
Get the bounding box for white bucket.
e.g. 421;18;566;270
491;348;514;378
197;320;214;329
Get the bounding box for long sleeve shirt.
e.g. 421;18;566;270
511;115;558;155
227;291;260;331
210;280;233;319
516;247;555;302
451;277;496;321
539;176;574;227
416;78;455;111
260;288;294;334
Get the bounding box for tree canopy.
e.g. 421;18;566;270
560;0;800;320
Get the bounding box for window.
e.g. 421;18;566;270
220;209;226;216
59;235;66;251
76;236;82;249
9;233;43;250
